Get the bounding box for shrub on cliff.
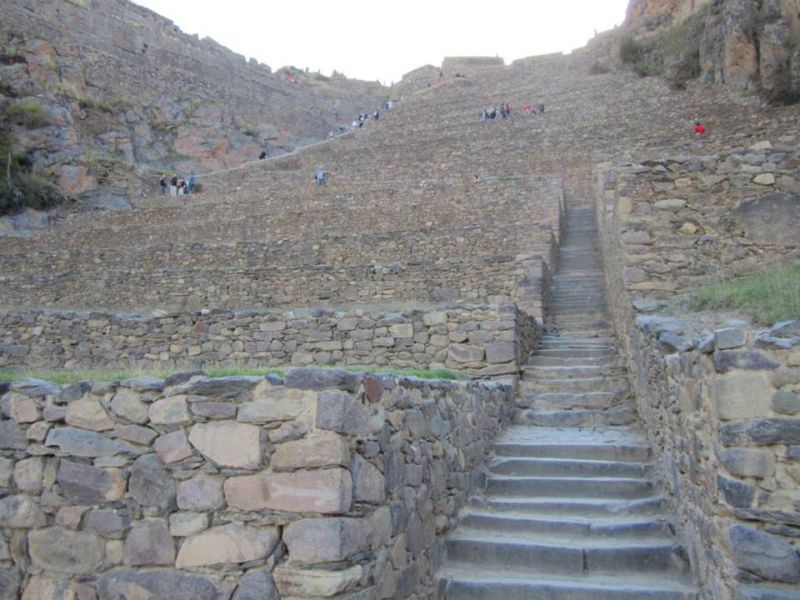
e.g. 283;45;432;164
0;131;63;216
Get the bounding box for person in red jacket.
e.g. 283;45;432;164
694;121;706;135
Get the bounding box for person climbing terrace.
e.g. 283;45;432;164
187;171;197;194
694;121;706;135
169;174;178;197
158;173;167;195
314;168;326;186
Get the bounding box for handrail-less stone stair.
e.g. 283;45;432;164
436;203;699;599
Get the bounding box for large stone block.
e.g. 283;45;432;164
273;564;362;597
733;193;800;247
110;388;149;424
169;512;209;537
29;528;105;574
713;373;772;420
0;420;27;450
83;509;131;539
225;469;352;513
0;567;20;600
284;368;362;392
188;421;261;468
720;419;800;446
46;427;129;457
238;388;316;423
177;472;224;511
447;344;485;363
58;460;125;504
98;568;220;600
232;570;279;600
175;523;279;568
284;517;370;565
65;398;114;431
124;519;174;566
485;342;516;364
316;390;371;436
0;495;44;528
728;525;800;583
271;432;350;471
721;448;775;479
149;396;191;425
352;454;385;504
128;454;176;511
154;429;193;463
13;457;43;493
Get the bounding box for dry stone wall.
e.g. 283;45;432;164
596;138;800;305
0;304;540;379
596;145;800;598
0;368;514;599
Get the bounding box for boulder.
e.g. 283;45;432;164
175;523;279;568
733;193;799;246
29;527;105;574
97;568;220;600
58;460;125;504
128;454;176;511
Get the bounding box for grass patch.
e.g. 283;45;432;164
5;101;49;128
343;365;459;380
0;130;64;215
204;366;286;378
689;262;800;326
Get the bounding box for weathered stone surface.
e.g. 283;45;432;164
149;396;191;425
65;398;114;431
182;376;263;399
188;422;261;468
29;527;105;574
59;380;91;403
121;376;164;393
114;424;158;445
284;368;361;392
0;495;44;528
284;517;370;565
447;344;485;363
352;454;386;504
273;564;362;597
110;388;149;424
232;570;279;600
98;568;220;600
0;420;27;450
58;460;125;504
225;469;352;513
721;448;776;479
271;432;350;471
316;390;370;436
715;328;748;350
83;509;131;539
128;454;176;511
720;419;800;446
772;390;800;415
154;429;193;463
713;373;772;420
13;456;43;492
718;476;755;508
713;350;779;373
191;401;237;419
10;379;58;397
0;457;12;487
728;525;800;583
0;567;20;600
485;342;516;364
125;519;175;566
175;523;279;568
238;388;316;423
177;472;224;511
654;198;687;211
733;193;800;246
363;375;384;403
46;427;129;457
169;511;209;537
1;393;39;423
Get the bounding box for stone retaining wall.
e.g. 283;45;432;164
0;368;515;599
596;152;800;598
0;304;541;379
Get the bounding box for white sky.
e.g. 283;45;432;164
133;1;630;84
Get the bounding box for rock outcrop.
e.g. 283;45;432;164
0;0;386;199
624;0;800;101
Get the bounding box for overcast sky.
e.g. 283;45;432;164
133;0;630;84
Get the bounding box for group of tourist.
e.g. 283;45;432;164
159;172;196;196
481;102;545;120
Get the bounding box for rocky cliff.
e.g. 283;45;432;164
0;0;386;202
624;0;800;102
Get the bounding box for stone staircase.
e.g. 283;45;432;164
436;204;699;599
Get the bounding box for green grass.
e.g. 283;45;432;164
0;365;458;384
5;101;49;128
689;262;800;326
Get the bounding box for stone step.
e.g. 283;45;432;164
476;494;668;518
519;390;628;410
485;475;656;499
520;376;629;394
458;509;672;538
489;457;653;479
540;337;617;346
514;407;638;427
535;349;620;359
493;441;651;462
526;355;624;367
437;567;698;600
444;534;690;576
523;365;628;379
738;584;800;600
